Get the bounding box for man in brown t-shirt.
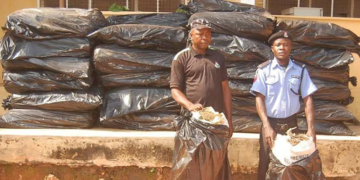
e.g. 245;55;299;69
170;19;233;136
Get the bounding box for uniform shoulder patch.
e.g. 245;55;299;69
257;60;271;69
292;60;306;68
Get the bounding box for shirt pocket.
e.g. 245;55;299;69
266;75;278;96
289;77;301;96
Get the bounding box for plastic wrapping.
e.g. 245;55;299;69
88;24;187;52
93;45;173;74
100;88;179;122
267;150;326;180
2;57;92;79
228;80;252;96
4;8;109;39
312;79;351;103
232;115;261;133
276;20;360;52
0;109;95;129
210;33;272;62
232;96;257;115
226;61;259;80
3;71;93;93
170;110;232;180
188;12;274;41
297;118;355;136
291;43;354;69
100;112;177;131
107;13;189;27
100;71;170;87
0;32;90;60
3;88;102;111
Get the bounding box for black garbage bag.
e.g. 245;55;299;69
3;71;93;93
107;13;189;27
93;45;173;74
210;33;272;62
2;57;92;79
232;115;261;133
291;43;354;69
170;110;232;180
3;88;102;111
232;96;257;115
306;65;349;85
298;100;358;123
88;24;187;52
276;20;360;52
312;79;351;103
100;71;170;87
180;0;273;19
228;80;252;96
297;118;356;136
4;8;109;39
100;112;177;131
100;87;179;122
226;61;259;80
0;109;96;129
266;150;326;180
0;32;90;60
188;12;274;41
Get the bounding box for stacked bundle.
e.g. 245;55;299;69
88;13;189;130
0;8;107;128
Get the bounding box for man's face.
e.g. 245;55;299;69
190;28;212;50
271;38;292;61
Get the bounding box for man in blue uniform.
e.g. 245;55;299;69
250;31;318;180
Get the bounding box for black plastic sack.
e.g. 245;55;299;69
3;88;102;111
181;0;273;19
170;110;232;180
210;33;272;62
100;88;179;122
0;32;90;60
0;109;95;129
267;150;326;180
297;118;355;136
4;8;109;39
3;71;93;93
100;112;177;131
228;80;252;96
88;24;187;52
312;79;351;103
2;57;92;79
107;13;189;27
291;43;354;69
188;12;274;41
306;65;349;85
93;45;173;74
276;20;360;52
232;96;257;115
298;100;358;123
232;115;261;133
226;61;259;80
100;71;170;87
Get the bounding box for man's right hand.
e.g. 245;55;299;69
188;103;204;111
264;126;276;148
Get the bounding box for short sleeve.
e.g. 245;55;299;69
250;68;267;96
170;56;185;90
301;69;317;98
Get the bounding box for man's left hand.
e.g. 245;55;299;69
306;129;316;144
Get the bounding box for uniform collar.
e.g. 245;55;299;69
271;57;297;70
190;46;211;57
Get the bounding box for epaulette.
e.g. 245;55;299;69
292;60;306;68
257;60;271;69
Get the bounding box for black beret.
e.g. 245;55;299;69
268;30;292;45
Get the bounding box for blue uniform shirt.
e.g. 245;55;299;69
250;58;317;118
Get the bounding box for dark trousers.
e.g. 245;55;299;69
257;115;299;180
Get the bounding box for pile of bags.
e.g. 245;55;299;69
0;8;107;128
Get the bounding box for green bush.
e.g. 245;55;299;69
109;3;129;12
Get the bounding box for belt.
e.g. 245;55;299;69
268;114;298;134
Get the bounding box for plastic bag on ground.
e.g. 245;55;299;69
276;20;360;52
107;13;189;27
88;24;187;52
100;87;179;122
232;115;261;133
93;45;173;74
291;43;354;69
170;110;232;180
210;33;272;62
228;80;252;96
312;79;351;103
100;112;177;131
297;118;356;136
3;88;102;111
0;109;95;129
2;57;92;79
3;71;93;93
4;8;109;39
0;32;90;60
188;12;274;41
100;71;170;87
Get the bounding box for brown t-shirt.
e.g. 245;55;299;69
170;47;228;112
